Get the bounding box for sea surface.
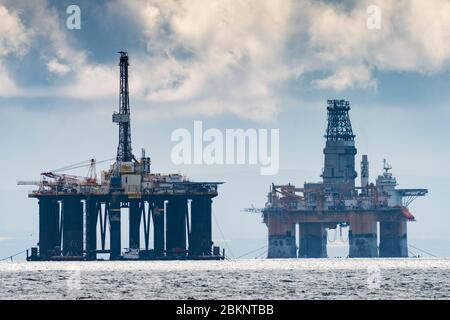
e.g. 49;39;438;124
0;258;449;300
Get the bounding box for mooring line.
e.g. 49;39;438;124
212;212;235;259
0;248;30;262
408;244;437;257
236;245;267;259
255;249;268;259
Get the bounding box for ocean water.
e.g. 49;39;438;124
0;258;449;300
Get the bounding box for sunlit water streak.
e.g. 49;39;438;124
0;258;449;299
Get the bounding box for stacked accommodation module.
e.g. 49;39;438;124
263;100;427;259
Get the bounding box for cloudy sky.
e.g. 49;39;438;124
1;0;450;259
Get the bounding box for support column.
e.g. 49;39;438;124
190;197;213;256
379;221;408;257
129;200;141;249
153;199;165;256
38;197;60;259
85;198;98;260
166;198;187;256
109;195;121;260
299;223;327;258
349;213;378;257
267;214;296;258
62;197;83;257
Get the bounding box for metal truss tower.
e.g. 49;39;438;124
113;51;133;163
324;99;355;141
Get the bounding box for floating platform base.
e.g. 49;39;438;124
26;247;225;261
27;256;225;262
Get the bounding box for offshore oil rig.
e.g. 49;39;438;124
257;100;427;258
19;52;223;261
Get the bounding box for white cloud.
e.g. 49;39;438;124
0;3;30;96
0;4;30;57
3;0;450;120
110;0;450;119
57;64;116;99
0;64;21;96
107;0;297;121
47;58;71;75
24;0;112;97
0;0;117;100
307;0;450;77
313;65;376;91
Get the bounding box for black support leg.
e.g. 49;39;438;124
129;200;141;250
62;197;83;257
86;199;98;260
190;197;213;256
109;196;121;260
166;198;187;256
38;198;60;259
153;200;165;256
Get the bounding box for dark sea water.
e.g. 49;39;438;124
0;259;449;300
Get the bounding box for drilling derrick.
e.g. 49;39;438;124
113;51;133;164
322;99;357;195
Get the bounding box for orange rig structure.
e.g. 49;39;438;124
246;100;427;258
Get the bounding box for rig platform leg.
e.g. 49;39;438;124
166;198;187;256
38;198;60;259
62;197;83;257
349;213;378;258
85;199;98;260
129;200;141;250
379;221;408;257
190;197;213;256
153;200;165;256
267;215;296;258
109;196;121;260
298;223;327;258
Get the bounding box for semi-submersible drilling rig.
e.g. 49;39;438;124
261;100;427;258
20;52;223;261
